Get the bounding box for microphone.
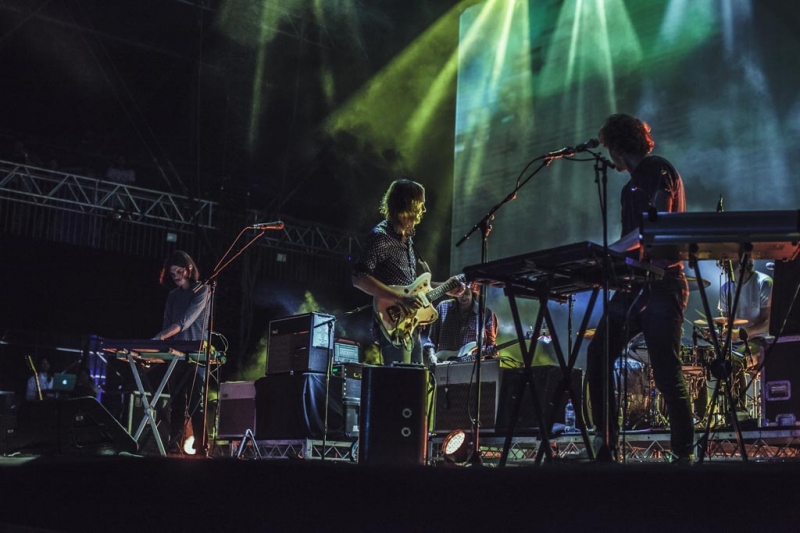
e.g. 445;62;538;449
250;221;285;230
575;138;600;152
724;259;735;282
548;138;600;157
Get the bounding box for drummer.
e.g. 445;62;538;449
718;259;773;349
717;259;773;409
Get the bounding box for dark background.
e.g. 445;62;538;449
0;0;467;391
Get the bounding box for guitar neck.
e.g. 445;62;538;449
427;275;465;303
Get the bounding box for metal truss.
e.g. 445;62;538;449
228;439;356;462
0;159;362;260
255;214;363;258
0;160;213;231
429;429;800;466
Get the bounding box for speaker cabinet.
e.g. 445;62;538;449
433;360;500;432
763;336;800;426
359;366;428;466
218;381;256;438
771;257;800;336
267;313;334;375
495;366;585;435
255;374;346;440
11;397;137;456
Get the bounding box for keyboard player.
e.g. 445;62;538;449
586;114;694;464
153;251;210;455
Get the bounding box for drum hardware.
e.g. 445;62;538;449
614;356;655;430
685;276;711;292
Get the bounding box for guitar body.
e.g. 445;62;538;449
433;331;532;364
374;273;465;350
434;342;478;363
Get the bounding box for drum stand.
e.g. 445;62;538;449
691;252;750;463
646;385;669;429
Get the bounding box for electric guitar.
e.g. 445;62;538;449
434;329;533;363
374;273;466;350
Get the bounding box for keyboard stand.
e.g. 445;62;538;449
122;351;183;456
499;284;598;466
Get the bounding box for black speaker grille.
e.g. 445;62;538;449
434;383;496;431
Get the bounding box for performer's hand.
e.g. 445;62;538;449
445;277;466;297
394;291;425;312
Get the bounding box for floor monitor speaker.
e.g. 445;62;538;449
359;366;428;466
12;397;137;456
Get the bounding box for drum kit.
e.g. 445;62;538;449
608;276;762;430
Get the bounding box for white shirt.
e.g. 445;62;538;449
26;374;54;401
719;271;773;336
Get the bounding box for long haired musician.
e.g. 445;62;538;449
352;179;465;365
153;250;210;455
586;114;694;464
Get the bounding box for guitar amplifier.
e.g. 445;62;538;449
218;381;257;438
433;359;501;432
266;313;334;375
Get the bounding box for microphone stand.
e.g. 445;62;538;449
455;154;559;465
313;304;371;461
592;151;617;459
195;223;283;455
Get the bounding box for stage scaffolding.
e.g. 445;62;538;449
209;428;800;465
0;159;361;260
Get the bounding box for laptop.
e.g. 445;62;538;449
51;373;77;393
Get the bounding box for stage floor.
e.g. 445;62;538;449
2;439;800;532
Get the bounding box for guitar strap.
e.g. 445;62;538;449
414;244;431;274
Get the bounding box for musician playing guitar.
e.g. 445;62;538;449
423;282;498;365
352;179;465;365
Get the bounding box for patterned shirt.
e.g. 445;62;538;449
352;219;417;286
424;299;497;355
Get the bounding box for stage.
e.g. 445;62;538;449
3;428;800;532
0;452;798;531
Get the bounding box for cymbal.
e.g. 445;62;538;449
582;329;595;339
712;316;748;326
685;276;710;291
694;317;748;326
